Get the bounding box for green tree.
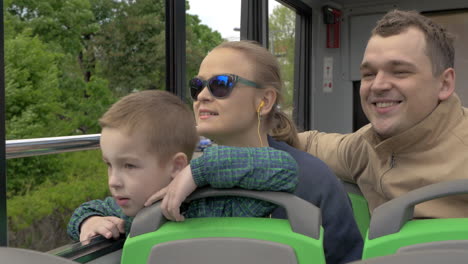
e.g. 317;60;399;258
4;0;115;196
5;0;116;135
90;0;223;96
6;0;98;54
269;6;295;110
3;0;227;250
89;0;166;94
5;33;67;196
5;33;63;139
3;0;224;196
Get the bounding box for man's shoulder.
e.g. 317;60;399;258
451;106;468;146
298;126;371;150
269;137;323;162
269;137;337;180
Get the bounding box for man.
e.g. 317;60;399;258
299;9;468;218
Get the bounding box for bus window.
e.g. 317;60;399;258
269;1;296;119
185;0;239;102
4;0;167;251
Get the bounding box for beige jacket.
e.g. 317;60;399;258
298;94;468;218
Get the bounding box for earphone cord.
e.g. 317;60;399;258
257;111;264;147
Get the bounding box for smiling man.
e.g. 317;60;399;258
298;9;468;218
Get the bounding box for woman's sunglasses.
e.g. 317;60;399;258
190;74;261;100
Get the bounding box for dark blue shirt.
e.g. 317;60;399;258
269;136;363;264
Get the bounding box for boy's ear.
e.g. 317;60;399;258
169;152;188;178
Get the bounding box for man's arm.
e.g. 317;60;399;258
298;130;368;183
67;197;128;241
191;146;298;192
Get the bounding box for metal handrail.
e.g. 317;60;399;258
5;134;101;159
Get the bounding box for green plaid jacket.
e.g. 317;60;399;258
67;146;298;241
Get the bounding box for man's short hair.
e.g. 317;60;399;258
372;9;455;76
99;90;198;163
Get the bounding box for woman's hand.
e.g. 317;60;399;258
144;165;197;221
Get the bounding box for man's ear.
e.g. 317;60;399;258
438;68;456;101
257;87;277;115
169;152;188;179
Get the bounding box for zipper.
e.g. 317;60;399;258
390;153;395;168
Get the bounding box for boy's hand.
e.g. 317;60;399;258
79;216;125;242
144;165;196;222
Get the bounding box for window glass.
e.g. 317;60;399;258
186;0;241;102
187;0;241;41
4;0;166;251
268;0;296;118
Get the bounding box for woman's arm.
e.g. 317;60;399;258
145;146;299;221
191;146;298;192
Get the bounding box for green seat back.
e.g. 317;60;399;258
363;218;468;259
121;188;325;264
350;249;468;264
342;180;370;238
363;179;468;259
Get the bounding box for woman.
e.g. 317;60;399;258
152;41;363;264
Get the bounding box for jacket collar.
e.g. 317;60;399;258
363;93;464;154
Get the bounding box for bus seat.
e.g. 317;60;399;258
349;249;468;264
0;247;78;264
363;179;468;259
120;188;325;264
342;180;370;238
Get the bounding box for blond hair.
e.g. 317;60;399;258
99;90;198;163
214;40;300;148
372;9;455;76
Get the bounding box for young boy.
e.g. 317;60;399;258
67;90;299;242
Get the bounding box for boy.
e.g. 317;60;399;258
67;90;298;242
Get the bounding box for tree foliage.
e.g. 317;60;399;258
4;0;223;248
269;5;296;109
5;33;63;138
89;0;166;94
4;0;223;198
4;33;69;196
89;0;222;96
6;0;98;54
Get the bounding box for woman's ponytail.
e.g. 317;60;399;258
270;110;300;149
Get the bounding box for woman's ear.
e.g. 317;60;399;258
169;152;188;179
257;88;277;115
438;68;455;101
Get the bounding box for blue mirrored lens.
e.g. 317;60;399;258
209;75;233;98
190;78;204;100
